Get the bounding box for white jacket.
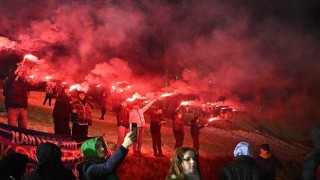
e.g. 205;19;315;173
129;100;156;127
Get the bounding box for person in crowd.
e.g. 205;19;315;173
3;67;34;129
52;87;72;135
71;91;93;137
78;131;136;180
255;143;284;180
25;142;75;180
219;141;268;180
190;116;207;152
42;81;56;106
302;126;320;179
129;99;157;156
150;106;167;157
115;101;130;149
172;111;184;149
98;89;107;120
166;147;202;180
0;152;28;180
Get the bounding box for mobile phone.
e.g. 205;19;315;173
130;123;137;133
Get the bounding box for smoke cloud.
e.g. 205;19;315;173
1;0;320;131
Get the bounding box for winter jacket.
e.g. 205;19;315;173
219;155;268;180
150;113;164;133
71;99;92;125
24;143;75;180
129;100;156;127
45;83;55;94
0;153;28;180
190;118;205;137
172;115;184;133
255;154;283;180
4;73;30;109
219;142;267;180
78;137;128;180
302;126;320;179
115;105;129;128
52;91;71;119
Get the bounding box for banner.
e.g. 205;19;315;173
0;122;89;176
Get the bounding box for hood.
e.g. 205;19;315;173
35;143;62;174
81;137;101;160
312;126;320;149
0;153;28;180
233;142;253;157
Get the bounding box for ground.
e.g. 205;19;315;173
0;90;310;179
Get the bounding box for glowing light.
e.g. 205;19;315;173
29;75;34;79
208;117;221;122
24;54;38;62
70;84;81;91
45;76;52;80
21;54;39;67
126;92;143;102
126;97;136;102
96;84;102;88
61;82;67;85
160;92;174;98
180;101;190;106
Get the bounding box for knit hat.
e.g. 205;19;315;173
233;142;254;157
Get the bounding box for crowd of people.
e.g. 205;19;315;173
1;66;319;179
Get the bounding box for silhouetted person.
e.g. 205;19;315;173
302;126;320;180
98;89;107;120
42;81;56;106
52;87;72;135
255;144;283;180
150;107;166;157
219;142;268;180
25;142;75;180
173;111;184;149
190;116;206;152
4;68;32;129
115;102;129;149
0;152;28;180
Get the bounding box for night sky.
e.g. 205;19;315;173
1;0;320;129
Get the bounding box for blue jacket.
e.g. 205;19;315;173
78;137;128;180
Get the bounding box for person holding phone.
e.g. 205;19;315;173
129;99;157;156
78;132;136;180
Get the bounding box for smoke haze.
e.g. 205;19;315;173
1;0;320;130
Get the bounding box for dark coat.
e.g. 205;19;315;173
24;143;75;180
52;91;71;118
172;115;184;133
4;73;30;109
255;154;283;180
150;113;163;133
115;105;129;128
190;119;205;137
219;155;268;180
71;99;92;125
302;126;320;179
0;153;28;180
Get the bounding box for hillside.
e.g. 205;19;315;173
0;90;310;179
